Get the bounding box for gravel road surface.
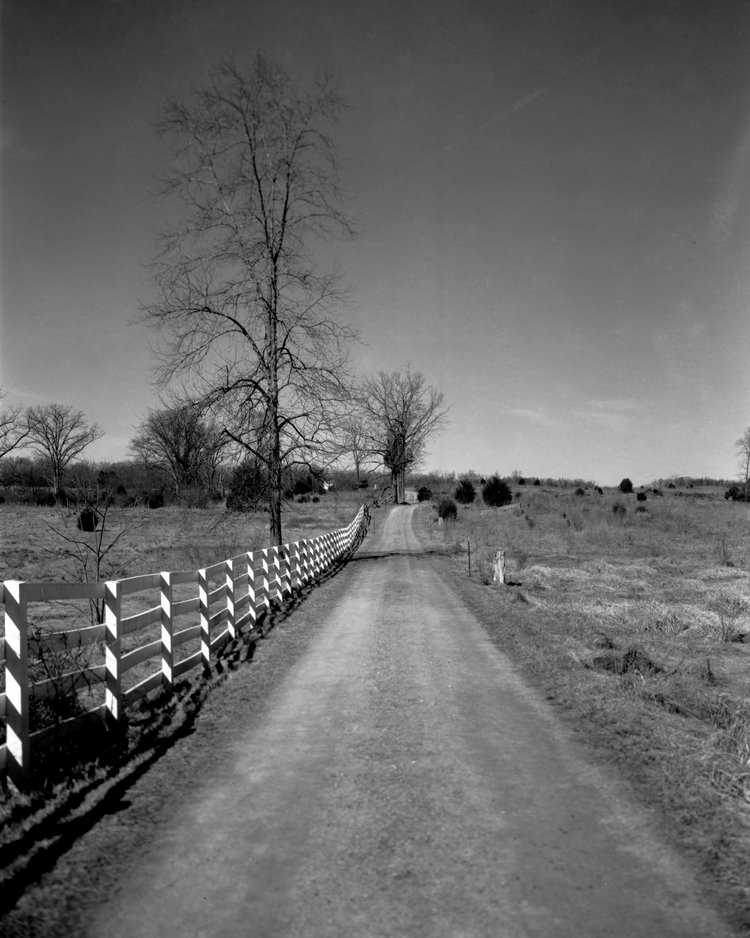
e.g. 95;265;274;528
89;506;733;937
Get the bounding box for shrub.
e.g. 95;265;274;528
226;459;266;512
438;497;457;521
619;478;634;494
636;492;647;502
595;486;603;495
533;478;541;486
482;475;512;507
725;485;748;502
454;479;476;504
417;485;432;502
575;487;586;496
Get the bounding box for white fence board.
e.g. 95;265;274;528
121;604;161;635
31;664;106;701
122;639;161;673
123;671;162;706
29;623;106;655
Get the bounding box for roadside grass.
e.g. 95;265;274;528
416;486;750;932
0;491;367;791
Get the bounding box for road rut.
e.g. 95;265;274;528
89;506;733;937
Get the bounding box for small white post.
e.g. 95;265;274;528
160;571;174;688
493;550;506;585
105;580;122;724
4;580;30;785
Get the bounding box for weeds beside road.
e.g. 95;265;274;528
416;487;750;932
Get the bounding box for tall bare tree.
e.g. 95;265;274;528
737;426;750;502
130;405;228;496
0;388;29;459
26;403;103;497
362;367;447;503
142;55;355;543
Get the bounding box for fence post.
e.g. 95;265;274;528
245;551;257;631
160;571;174;689
269;546;281;606
225;558;236;640
4;581;30;786
199;567;211;669
280;545;292;597
105;580;122;724
299;539;311;584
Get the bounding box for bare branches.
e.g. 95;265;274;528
361;367;448;503
142;54;356;543
0;388;28;459
26;403;103;497
129;404;230;496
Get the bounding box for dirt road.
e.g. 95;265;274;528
89;506;733;937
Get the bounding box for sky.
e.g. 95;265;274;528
2;0;750;486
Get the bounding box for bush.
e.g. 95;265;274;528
725;485;748;502
575;487;586;496
636;492;647;502
438;497;457;521
417;485;432;502
619;478;634;494
226;459;266;512
454;479;476;504
482;475;512;507
533;478;541;486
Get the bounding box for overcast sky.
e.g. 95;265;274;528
2;0;750;485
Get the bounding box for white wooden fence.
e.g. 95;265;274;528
0;505;369;787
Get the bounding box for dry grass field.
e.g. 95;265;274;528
416;483;750;929
0;490;367;762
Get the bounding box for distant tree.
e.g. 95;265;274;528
141;55;355;544
361;367;447;503
454;478;476;504
619;477;634;494
482;475;512;507
736;427;750;502
0;389;29;459
26;403;103;498
130;405;228;497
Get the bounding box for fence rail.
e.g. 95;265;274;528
0;505;369;787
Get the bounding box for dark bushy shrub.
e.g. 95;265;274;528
146;491;165;509
226;459;266;512
636;492;647;502
417;486;432;502
533;478;541;486
575;487;586;496
482;475;512;507
725;485;748;502
619;478;634;494
454;479;476;504
438;497;457;521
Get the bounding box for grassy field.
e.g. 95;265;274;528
0;490;368;767
416;483;750;931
